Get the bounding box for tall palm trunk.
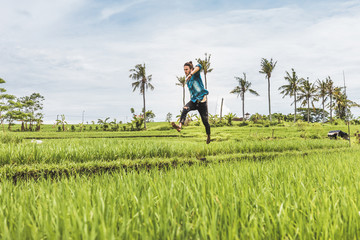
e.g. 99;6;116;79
204;74;207;89
322;96;325;123
294;92;297;123
307;98;310;123
143;83;146;129
242;93;245;122
329;94;333;123
268;77;272;121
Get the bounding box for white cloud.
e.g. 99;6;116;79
100;0;146;20
1;0;360;123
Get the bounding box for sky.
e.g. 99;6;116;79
1;0;360;123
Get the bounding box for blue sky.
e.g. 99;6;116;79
1;0;360;123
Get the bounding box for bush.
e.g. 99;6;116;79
296;120;307;131
250;124;263;128
308;133;321;139
111;124;119;131
351;119;360;125
270;121;278;126
239;122;249;127
299;132;321;139
333;119;345;125
132;118;144;130
262;120;271;127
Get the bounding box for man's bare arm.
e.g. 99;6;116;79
186;66;200;82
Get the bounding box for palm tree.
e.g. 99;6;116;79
325;76;335;123
316;79;328;123
278;68;301;123
298;78;318;123
196;53;213;89
129;63;154;129
56;114;68;131
230;73;259;122
259;58;277;121
333;87;345;120
332;87;359;120
176;76;186;106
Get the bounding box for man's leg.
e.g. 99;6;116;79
172;101;195;132
198;101;211;144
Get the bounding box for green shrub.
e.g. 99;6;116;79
333;119;345;125
270;121;278;126
132;117;144;130
239;122;249;127
308;133;321;139
250;124;263;128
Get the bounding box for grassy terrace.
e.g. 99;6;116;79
0;122;359;238
0;122;356;179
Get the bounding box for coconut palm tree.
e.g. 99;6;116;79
259;58;277;121
332;87;360;120
129;63;154;129
196;53;213;89
298;78;318;123
316;79;329;123
230;73;259;122
325;76;335;123
176;76;186;106
278;68;301;123
333;86;346;120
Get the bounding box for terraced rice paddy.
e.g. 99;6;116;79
0;122;359;239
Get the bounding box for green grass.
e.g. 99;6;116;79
1;151;360;239
0;122;359;239
0;137;350;165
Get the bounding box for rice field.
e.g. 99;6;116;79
0;122;359;239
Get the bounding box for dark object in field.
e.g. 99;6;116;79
328;130;349;140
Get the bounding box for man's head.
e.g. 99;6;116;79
184;61;193;76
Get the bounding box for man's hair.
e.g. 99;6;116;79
184;61;194;70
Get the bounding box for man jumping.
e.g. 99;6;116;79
172;61;211;144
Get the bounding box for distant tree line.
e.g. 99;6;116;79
0;78;44;131
229;59;359;124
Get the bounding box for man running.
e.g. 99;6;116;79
172;61;211;144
